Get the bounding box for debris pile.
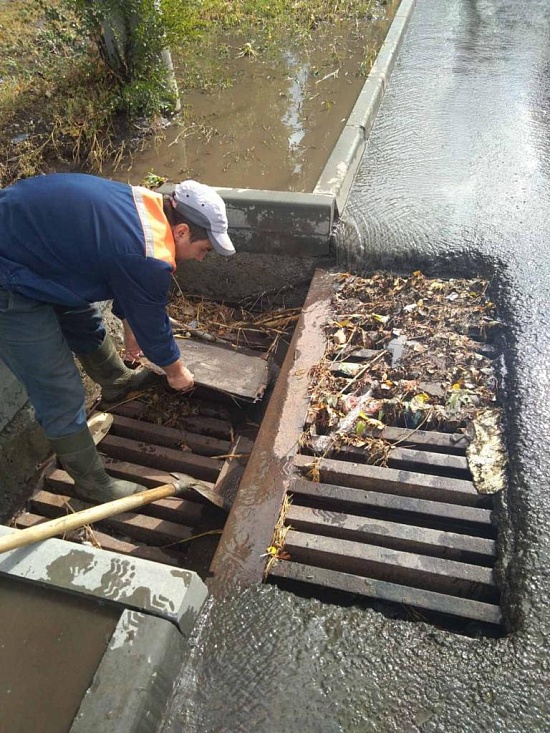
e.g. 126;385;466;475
301;271;505;464
125;293;299;426
167;291;300;356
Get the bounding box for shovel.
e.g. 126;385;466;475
0;472;222;555
173;472;231;512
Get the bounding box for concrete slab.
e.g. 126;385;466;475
158;183;335;256
0;526;207;636
70;610;187;733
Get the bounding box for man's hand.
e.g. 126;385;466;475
122;319;143;362
163;359;194;391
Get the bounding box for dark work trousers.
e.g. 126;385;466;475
0;288;106;438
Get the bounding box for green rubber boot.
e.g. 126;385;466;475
77;334;160;402
50;427;145;502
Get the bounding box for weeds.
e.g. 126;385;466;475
0;0;393;187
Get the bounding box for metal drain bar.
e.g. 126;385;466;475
14;398;246;570
269;442;500;625
208;269;502;626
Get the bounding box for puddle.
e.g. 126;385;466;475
0;575;119;733
110;0;400;191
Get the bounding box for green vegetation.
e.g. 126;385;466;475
0;0;385;187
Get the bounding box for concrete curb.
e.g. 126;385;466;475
314;0;416;213
158;183;335;257
70;610;188;733
0;529;208;731
0;525;208;636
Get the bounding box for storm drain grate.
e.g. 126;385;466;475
269;426;500;626
208;268;503;628
13;398;247;572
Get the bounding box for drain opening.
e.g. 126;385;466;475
10;289;300;579
265;269;506;633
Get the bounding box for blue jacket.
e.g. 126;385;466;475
0;173;180;366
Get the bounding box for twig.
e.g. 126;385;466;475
161;529;223;548
337;350;386;396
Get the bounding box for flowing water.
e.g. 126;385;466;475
161;0;550;731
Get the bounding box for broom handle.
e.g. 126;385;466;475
0;483;178;554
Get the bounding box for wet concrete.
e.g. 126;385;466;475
161;1;550;732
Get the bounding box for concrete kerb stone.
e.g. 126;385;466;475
346;72;386;132
0;525;208;637
70;610;187;733
0;526;207;731
158;183;335;257
314;0;417;214
313;126;366;218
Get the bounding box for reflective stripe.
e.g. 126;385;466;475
132;187;176;268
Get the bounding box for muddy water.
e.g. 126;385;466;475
0;576;119;733
111;1;400;191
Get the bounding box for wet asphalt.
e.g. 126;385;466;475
162;2;550;731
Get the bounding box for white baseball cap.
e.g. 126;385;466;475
171;180;235;256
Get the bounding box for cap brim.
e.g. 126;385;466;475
209;230;236;256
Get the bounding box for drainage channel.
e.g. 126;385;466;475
6;292;295;580
274;438;499;626
12;394;253;576
210;268;504;631
7;268;504;630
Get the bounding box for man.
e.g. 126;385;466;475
0;173;235;502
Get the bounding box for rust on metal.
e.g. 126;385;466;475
208;268;335;596
12;391;249;570
285;505;497;563
110;414;232;456
308;436;470;477
358;425;472;455
98;434;222;482
175;337;271;401
15;512;182;567
30;490;196;546
289;477;494;530
46;468;206;525
282;531;497;599
114;400;233;440
270;563;502;625
293;454;486;507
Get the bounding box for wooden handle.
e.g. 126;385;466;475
0;482;178;555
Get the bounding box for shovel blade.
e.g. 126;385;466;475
191;485;231;511
170;473;231;512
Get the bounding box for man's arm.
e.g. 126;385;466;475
121;318;194;391
107;253;179;366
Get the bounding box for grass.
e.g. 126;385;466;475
0;0;389;188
